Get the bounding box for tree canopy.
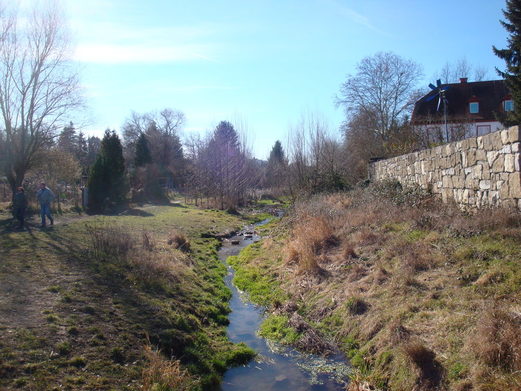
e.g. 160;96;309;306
494;0;521;125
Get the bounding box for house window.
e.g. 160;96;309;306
469;102;479;114
504;99;514;112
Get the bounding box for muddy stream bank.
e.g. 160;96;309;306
217;220;350;391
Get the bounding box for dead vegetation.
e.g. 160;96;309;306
167;229;191;252
87;224;191;288
252;181;521;390
142;345;198;391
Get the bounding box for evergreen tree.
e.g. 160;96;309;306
76;131;88;171
268;140;285;165
87;130;127;212
57;122;78;155
134;132;152;167
86;136;101;167
494;0;521;125
265;140;287;190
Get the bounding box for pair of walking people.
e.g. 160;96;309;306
12;183;54;229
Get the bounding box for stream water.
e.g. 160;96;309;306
217;222;350;391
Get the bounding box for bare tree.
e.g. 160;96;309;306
286;113;346;194
0;2;81;195
435;58;489;83
337;51;422;142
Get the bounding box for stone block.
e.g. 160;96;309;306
507;126;520;143
508;173;521;198
501;129;509;144
500;180;510;199
465;177;478;189
477;136;484;149
453;175;464;188
492;154;505;172
475;149;486;162
487;151;499;166
472;164;483;178
513;142;520;153
501;144;512;154
483;165;491;179
490;131;503;149
505;154;515;173
442;176;453;188
479;180;491;190
467;138;478;148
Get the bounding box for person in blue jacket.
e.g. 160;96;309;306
36;182;55;227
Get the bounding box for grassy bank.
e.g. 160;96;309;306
229;183;521;391
0;203;257;390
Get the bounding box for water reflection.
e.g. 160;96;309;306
218;225;349;391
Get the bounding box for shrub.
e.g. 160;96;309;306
167;230;191;252
142;345;197;391
471;306;521;371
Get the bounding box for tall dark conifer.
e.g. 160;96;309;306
494;0;521;125
87;130;127;212
134;133;152;167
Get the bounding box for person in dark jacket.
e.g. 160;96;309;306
36;182;54;227
13;187;27;229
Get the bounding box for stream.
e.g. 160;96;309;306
217;221;350;391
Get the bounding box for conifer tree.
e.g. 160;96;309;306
87;130;127;212
134;133;152;167
494;0;521;125
265;140;287;190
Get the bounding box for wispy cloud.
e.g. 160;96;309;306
324;0;389;36
64;1;223;65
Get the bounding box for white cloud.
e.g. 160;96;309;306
63;0;224;64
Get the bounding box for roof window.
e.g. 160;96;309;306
469;102;479;114
504;99;514;112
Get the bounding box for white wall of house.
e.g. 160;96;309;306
417;121;504;143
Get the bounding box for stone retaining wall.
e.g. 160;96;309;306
369;126;521;209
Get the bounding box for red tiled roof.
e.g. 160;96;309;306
412;79;510;124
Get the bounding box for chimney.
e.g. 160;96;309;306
460;77;468;84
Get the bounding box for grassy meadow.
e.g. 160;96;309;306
0;202;258;390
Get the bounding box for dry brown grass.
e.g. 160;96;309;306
130;250;185;286
403;341;444;390
87;225;187;287
86;224;134;259
471;306;521;371
347;264;367;282
285;215;338;274
274;185;521;390
167;230;191;252
142;231;156;251
342;242;358;260
142;345;197;391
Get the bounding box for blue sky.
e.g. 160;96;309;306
60;0;508;159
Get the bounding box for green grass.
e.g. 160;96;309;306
227;241;287;307
259;315;300;345
0;202;255;390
